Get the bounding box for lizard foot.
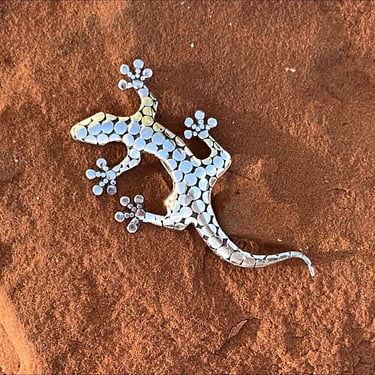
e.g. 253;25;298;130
118;59;153;90
184;110;217;140
114;195;145;233
85;158;117;196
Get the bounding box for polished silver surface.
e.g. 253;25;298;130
71;59;315;277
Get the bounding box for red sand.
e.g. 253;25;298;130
0;1;374;374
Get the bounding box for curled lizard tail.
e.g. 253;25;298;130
195;207;315;277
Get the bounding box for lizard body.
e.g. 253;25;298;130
70;59;314;276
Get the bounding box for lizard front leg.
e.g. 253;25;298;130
184;111;232;179
86;152;141;196
118;59;158;119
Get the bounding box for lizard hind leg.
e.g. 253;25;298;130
115;195;146;233
114;195;188;233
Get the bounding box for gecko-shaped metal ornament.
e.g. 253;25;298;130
70;59;315;277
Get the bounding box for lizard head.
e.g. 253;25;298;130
70;112;122;145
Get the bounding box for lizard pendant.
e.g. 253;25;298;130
70;59;314;277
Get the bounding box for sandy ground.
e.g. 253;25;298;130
0;1;374;374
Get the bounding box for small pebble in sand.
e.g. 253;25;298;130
285;67;296;73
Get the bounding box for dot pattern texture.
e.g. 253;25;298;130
70;59;314;276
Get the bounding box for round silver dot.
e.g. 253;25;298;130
130;150;141;160
143;68;153;78
127;222;138;233
173;149;185;161
163;139;175;152
106;170;116;180
184;117;194;127
178;194;192;206
76;126;87;139
114;211;124;222
152;132;165;145
207;117;217;127
173;170;183;183
102;120;114;134
206;165;216;176
188;186;201;200
185;173;197;186
195;110;205;120
192;200;205;213
109;134;121;142
85;169;96;180
97;133;109;145
198;212;210;226
85;135;97;145
115;121;127;135
92;185;103;195
129;122;140;135
120;64;130;75
213;156;224;169
123;134;134;147
96;158;107;168
198;130;209;139
134;195;144;204
120;196;130;206
184;130;192;139
156;149;168;159
133;59;144;69
180;161;192;173
107;185;117;195
199;179;209;191
168;159;177;170
134;137;146;150
195;167;206;178
202;191;210;203
180;206;192;218
140;127;153;139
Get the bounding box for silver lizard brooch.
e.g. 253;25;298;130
70;59;315;277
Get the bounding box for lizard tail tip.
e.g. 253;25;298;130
308;263;315;277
